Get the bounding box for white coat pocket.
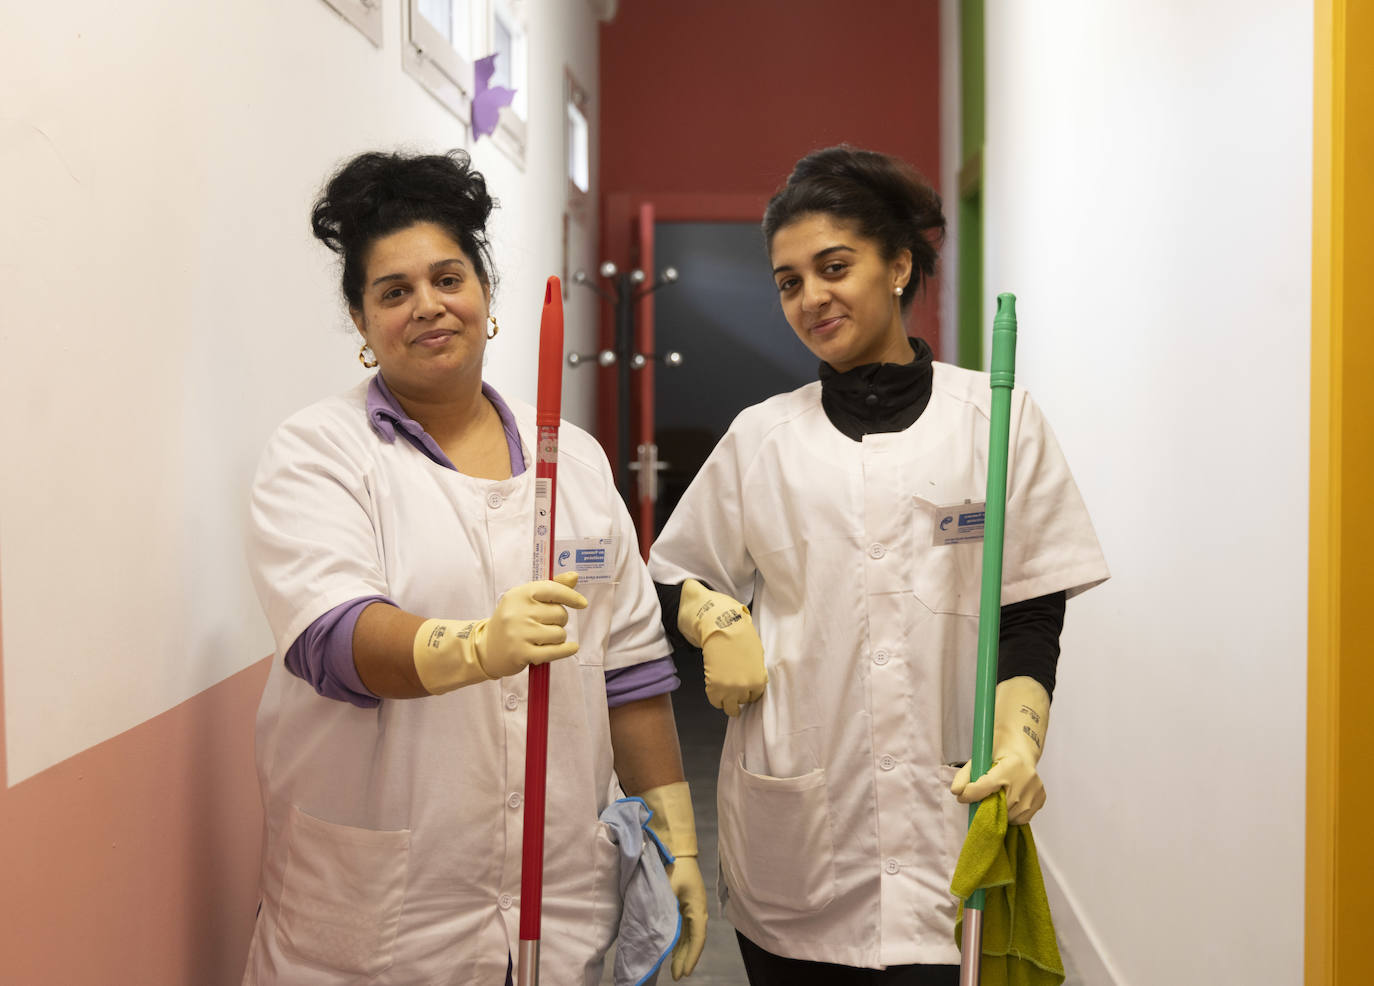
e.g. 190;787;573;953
276;805;411;977
910;497;983;617
538;820;622;986
936;763;974;875
718;755;836;912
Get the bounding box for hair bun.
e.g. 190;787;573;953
311;150;498;308
764;145;945;306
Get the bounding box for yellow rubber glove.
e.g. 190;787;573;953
677;579;767;716
950;676;1051;825
641;781;708;980
412;572;587;694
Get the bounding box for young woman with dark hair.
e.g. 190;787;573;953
650;146;1109;985
243;150;707;985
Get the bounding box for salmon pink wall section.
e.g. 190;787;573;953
0;656;269;985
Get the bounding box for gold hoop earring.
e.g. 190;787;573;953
359;343;378;368
487;315;500;340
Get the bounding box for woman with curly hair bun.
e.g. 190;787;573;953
649;146;1108;984
243;150;706;985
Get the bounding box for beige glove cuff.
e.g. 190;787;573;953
412;618;495;695
640;781;699;859
994;676;1051;763
677;578;752;649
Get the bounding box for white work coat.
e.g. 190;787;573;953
242;380;669;986
649;362;1108;968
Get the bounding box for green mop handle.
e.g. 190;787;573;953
966;293;1018;915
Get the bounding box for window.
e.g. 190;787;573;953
318;0;383;46
485;0;529;163
565;69;591;219
418;0;473;56
404;0;476;123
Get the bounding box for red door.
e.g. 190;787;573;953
631;202;656;558
598;194;766;557
595;198;661;560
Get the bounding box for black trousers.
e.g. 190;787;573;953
737;932;960;986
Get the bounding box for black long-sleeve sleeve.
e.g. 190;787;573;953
654;579;692;653
996;590;1066;698
656;579;1065;698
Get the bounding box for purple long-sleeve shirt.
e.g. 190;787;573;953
282;374;678;709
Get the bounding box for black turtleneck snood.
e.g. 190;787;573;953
818;336;935;441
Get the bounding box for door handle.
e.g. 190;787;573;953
628;443;670;502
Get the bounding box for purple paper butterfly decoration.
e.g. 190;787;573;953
472;53;516;140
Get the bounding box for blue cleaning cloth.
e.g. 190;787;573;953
599;798;682;986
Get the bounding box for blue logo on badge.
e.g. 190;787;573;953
558;550;571;566
959;511;985;527
575;549;606;565
940;515;954;531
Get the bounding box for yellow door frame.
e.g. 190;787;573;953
1307;2;1374;983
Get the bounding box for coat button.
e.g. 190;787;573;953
873;650;890;666
499;894;514;910
880;755;896;771
487;491;504;509
507;793;522;809
868;543;886;559
884;858;901;875
504;693;520;710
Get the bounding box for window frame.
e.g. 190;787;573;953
484;0;529;165
318;0;384;47
565;68;592;221
403;0;476;124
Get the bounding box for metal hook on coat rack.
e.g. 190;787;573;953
568;261;684;504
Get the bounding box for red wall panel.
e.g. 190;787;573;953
600;0;942;199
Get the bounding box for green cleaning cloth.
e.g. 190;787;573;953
950;791;1065;986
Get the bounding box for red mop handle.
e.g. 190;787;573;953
518;277;563;986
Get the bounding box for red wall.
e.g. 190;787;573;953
597;0;944;451
600;0;942;200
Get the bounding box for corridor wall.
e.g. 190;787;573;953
0;1;603;980
977;4;1311;983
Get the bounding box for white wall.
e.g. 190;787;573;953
981;3;1311;984
1;0;602;784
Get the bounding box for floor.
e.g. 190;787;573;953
659;656;747;986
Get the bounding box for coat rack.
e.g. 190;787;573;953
567;261;683;505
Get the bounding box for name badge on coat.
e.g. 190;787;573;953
553;536;617;584
914;496;987;546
